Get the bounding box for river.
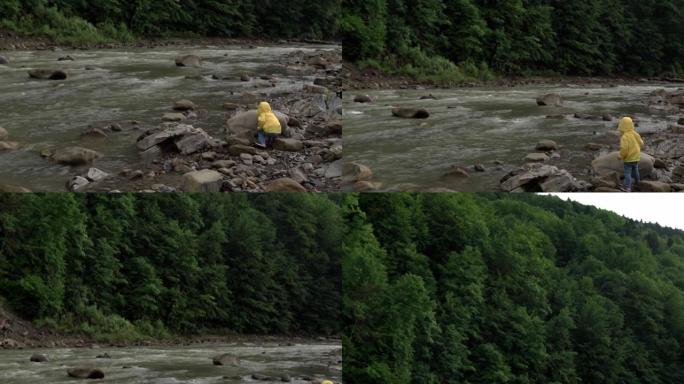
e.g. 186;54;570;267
344;83;683;191
0;341;341;383
0;43;338;191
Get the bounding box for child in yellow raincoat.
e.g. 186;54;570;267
256;101;282;149
618;116;644;192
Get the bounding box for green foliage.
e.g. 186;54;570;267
0;194;341;341
344;0;684;77
0;0;340;43
344;193;684;384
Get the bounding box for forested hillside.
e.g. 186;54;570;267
0;194;341;341
342;0;684;79
343;193;684;384
0;0;340;44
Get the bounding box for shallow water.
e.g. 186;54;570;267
0;342;341;383
0;44;338;191
344;84;683;191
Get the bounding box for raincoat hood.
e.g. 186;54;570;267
618;116;643;162
618;117;635;134
257;101;282;134
258;102;273;114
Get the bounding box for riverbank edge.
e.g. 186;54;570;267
1;331;342;351
343;62;684;90
0;30;341;51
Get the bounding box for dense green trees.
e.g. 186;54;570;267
0;0;340;43
0;194;341;340
343;0;684;77
343;193;684;384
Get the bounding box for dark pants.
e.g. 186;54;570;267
623;162;640;190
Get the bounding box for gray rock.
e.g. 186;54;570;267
0;127;8;141
0;141;19;151
67;368;104;379
162;113;187;122
525;153;550;162
226;110;289;141
212;354;240;366
342;162;373;184
273;138;304;152
28;69;67;80
535;140;558;151
30;354;48;363
592;152;654;177
391;107;429;119
354;95;372;103
67;176;90;191
175;131;211;155
536;93;562;106
85;168;109;182
51;147;102;165
501;163;581;192
175;55;201;67
173;100;195;111
325;160;342;179
137;124;194;150
182;170;223;192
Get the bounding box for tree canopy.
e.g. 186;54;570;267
0;193;342;341
342;0;684;77
0;0;340;43
344;193;684;384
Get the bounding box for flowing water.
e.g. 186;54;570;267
0;342;341;383
0;43;338;191
344;83;683;191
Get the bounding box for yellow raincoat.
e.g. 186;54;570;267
618;117;643;162
257;102;282;134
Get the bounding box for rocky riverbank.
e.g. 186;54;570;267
0;44;342;192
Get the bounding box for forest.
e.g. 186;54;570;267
0;194;342;341
342;0;684;79
343;193;684;384
0;0;340;44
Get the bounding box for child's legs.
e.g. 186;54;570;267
623;163;633;189
632;162;640;183
266;133;278;147
257;131;266;145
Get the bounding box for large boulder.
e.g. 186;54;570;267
536;93;562;106
173;100;196;111
501;163;582;192
0;184;31;193
182;170;223;192
175;131;212;155
535;140;558;151
637;181;671;192
391;107;429;119
67;368;105;379
30;354;49;363
652;137;684;159
50;147;103;165
591;152;654;178
137;124;194;151
273;138;304;152
342;162;373;185
28;69;67;80
175;55;202;67
226;110;289;142
264;178;307;192
212;354;240;366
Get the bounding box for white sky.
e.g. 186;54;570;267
543;193;684;230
